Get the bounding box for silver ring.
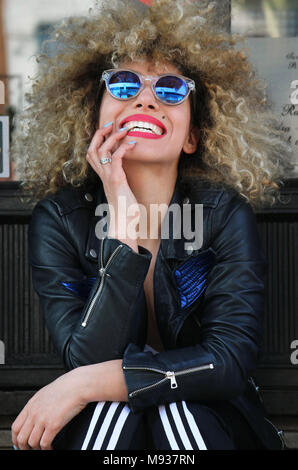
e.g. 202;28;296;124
99;156;112;165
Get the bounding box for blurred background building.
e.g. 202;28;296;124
0;0;297;179
232;0;298;175
0;0;93;180
232;0;298;37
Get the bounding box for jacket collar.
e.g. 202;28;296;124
81;176;224;263
159;176;223;261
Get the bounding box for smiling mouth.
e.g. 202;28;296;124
120;114;167;139
121;119;166;139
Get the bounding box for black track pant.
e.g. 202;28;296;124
53;400;240;450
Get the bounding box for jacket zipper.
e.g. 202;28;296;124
81;239;123;327
264;418;285;449
123;363;214;398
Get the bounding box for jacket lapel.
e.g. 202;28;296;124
155;177;220;347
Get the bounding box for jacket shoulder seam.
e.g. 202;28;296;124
187;182;241;208
41;189;95;216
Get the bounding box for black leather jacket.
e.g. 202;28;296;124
28;176;283;449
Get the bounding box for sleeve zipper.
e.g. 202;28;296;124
81;239;123;327
123;363;214;398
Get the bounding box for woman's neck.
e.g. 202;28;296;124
123;161;178;241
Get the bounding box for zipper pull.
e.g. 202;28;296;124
99;267;110;278
166;371;178;389
99;267;105;277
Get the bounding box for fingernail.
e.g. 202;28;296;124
118;126;129;132
13;445;19;450
128;141;137;145
104;121;113;128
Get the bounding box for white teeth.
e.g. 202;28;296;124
123;121;163;135
132;128;154;133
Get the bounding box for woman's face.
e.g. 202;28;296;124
98;60;198;165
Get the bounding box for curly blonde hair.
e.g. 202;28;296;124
12;0;293;208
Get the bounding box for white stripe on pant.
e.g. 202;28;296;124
80;400;208;450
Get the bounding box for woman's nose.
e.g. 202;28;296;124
133;82;160;110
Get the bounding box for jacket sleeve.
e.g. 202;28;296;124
28;198;152;370
122;194;266;412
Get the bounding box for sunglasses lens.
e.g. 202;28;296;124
108;71;141;99
155;76;188;104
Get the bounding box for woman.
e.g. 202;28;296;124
11;0;291;450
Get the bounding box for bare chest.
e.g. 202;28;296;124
141;241;164;352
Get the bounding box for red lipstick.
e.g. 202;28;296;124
120;114;167;139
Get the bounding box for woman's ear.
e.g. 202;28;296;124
183;125;200;154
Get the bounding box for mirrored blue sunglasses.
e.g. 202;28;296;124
100;69;196;105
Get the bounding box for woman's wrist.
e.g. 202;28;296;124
77;360;129;404
119;238;139;253
108;227;139;253
65;366;93;406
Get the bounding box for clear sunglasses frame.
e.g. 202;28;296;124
100;68;196;106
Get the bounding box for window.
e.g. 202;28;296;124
232;0;298;174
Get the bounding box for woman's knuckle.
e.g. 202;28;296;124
28;437;37;449
92;129;102;140
51;422;60;433
40;434;50;447
87;149;96;159
17;435;26;447
41;437;53;450
11;422;18;434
